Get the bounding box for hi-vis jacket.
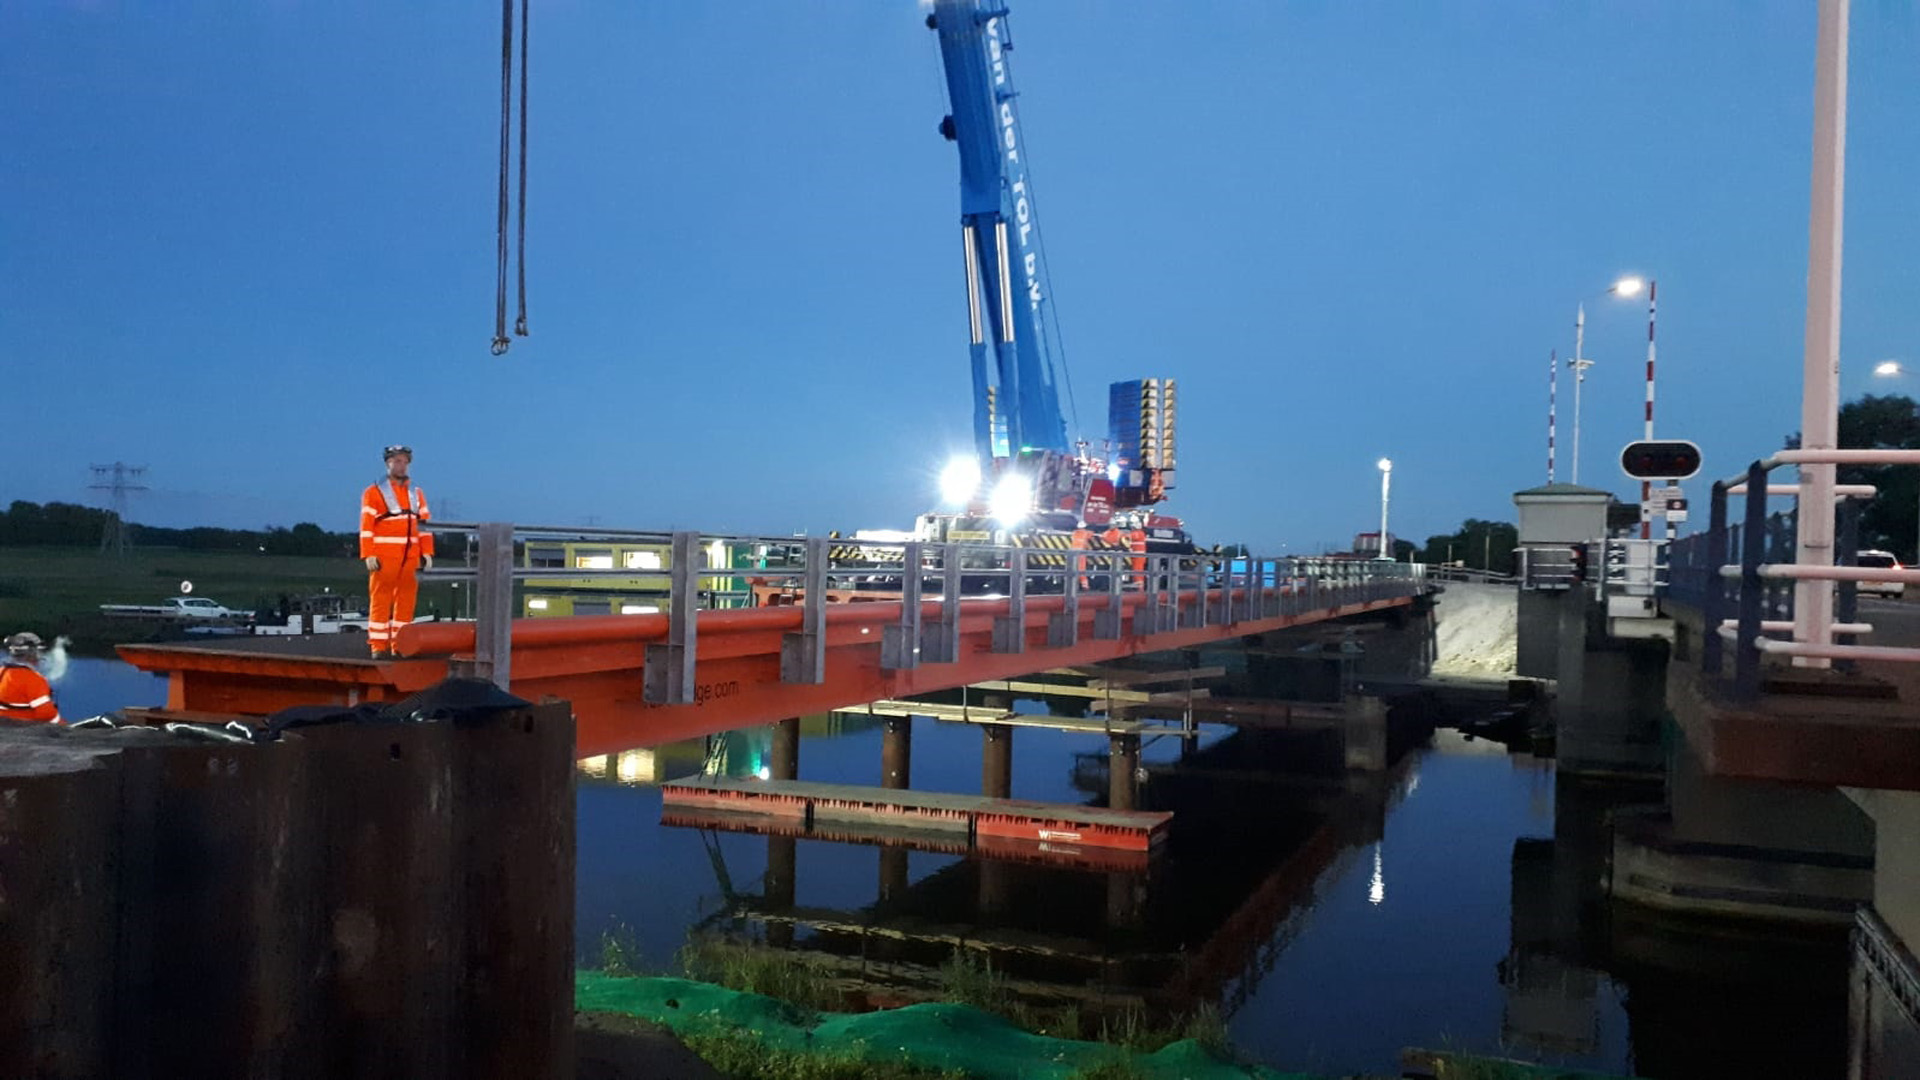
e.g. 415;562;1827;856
359;479;435;565
0;662;59;722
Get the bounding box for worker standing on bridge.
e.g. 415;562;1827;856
360;445;434;659
1127;522;1149;587
0;632;60;723
1070;521;1094;590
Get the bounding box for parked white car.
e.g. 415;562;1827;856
1856;550;1906;600
100;596;254;621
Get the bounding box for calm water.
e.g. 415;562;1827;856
63;660;1848;1078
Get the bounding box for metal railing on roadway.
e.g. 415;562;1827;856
1668;449;1920;700
420;522;1428;699
1427;565;1517;586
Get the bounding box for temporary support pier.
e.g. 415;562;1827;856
661;775;1172;853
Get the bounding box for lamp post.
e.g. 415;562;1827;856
1872;360;1917;563
1568;276;1647;485
1377;458;1393;561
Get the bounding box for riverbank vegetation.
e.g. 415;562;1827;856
591;926;1246;1080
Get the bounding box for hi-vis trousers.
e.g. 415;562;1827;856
368;562;419;656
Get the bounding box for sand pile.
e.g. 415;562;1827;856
1430;582;1518;677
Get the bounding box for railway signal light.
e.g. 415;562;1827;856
1620;439;1702;480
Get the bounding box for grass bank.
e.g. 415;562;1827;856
0;546;465;656
591;928;1252;1080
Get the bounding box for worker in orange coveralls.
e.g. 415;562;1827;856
1127;523;1150;585
1070;521;1094;589
0;632;61;722
360;445;434;658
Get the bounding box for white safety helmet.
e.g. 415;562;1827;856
5;631;44;657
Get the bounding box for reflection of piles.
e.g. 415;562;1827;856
687;843;1172;1024
1160;817;1354;1016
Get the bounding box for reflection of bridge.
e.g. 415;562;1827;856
115;529;1428;756
674;758;1407;1023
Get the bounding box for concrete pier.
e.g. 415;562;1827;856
1343;694;1389;772
1550;587;1667;776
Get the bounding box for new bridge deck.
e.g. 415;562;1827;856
117;579;1424;756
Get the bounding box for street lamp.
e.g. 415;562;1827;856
1569;276;1647;484
1377;458;1393;561
1871;360;1918;562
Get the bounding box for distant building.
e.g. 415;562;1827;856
1352;531;1396;558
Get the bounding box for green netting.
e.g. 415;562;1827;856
576;971;1320;1080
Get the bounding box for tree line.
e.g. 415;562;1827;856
0;500;355;557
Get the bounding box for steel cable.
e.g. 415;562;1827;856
491;0;514;355
513;0;530;339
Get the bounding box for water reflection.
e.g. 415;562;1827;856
637;719;1407;1035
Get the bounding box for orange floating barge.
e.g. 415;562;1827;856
659;804;1155;873
660;776;1171;853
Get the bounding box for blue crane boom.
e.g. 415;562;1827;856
929;0;1069;466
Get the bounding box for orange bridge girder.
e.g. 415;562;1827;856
118;582;1424;757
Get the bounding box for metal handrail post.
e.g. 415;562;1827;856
472;522;514;691
778;537;829;685
1836;499;1860;673
1096;551;1125;640
1049;544;1081;648
994;549;1028;653
645;530;701;704
1702;480;1729;675
1140;553;1163;635
1734;462;1768;701
923;543;962;663
882;541;923;669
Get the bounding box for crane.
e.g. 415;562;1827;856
924;1;1181;541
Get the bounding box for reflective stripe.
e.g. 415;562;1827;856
1;696;50;709
372;536;412;544
375;480;421;519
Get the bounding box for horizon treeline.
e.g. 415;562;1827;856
1;500;355;557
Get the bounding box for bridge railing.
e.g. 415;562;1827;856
421;524;1428;695
1667;451;1920;700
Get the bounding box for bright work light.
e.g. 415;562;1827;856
990;473;1033;525
939;456;982;506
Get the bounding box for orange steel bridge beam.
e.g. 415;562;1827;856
120;585;1421;758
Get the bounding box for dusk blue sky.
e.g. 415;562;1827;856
6;2;1917;553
